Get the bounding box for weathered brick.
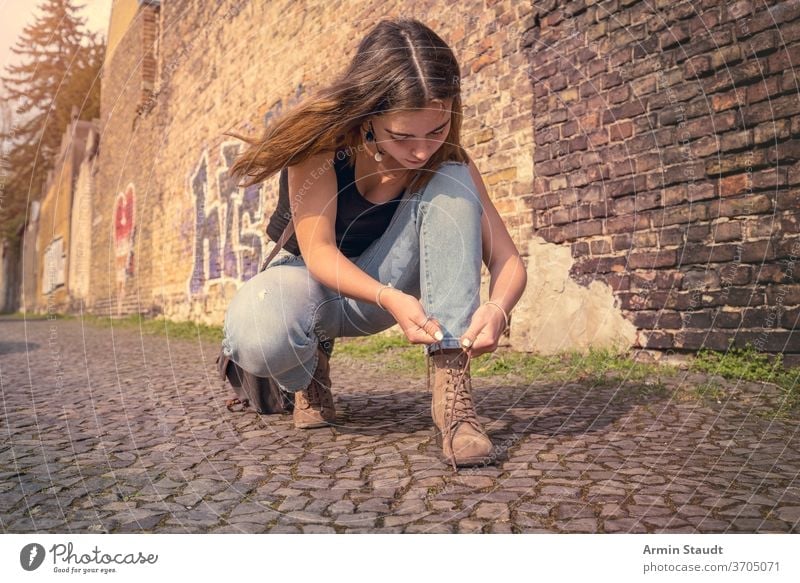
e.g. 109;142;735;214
642;331;674;349
681;310;714;329
741;306;781;328
710;44;744;70
605;273;631;291
716;309;742;328
766;284;800;306
712;220;742;242
706;150;769;176
781;306;800;329
632;310;661;328
679;243;739;265
719;173;750;197
612;192;661;215
681;268;721;290
766;139;800;165
572;255;628;274
718;195;774;218
753;119;797;146
662;184;688;206
589;238;612;255
631;231;657;247
719;129;750;151
628;249;678;269
675;330;736;351
606;214;650;234
686;224;710;242
607;175;649;198
719;263;753;286
571;241;590;258
653;203;710;227
746;76;781;105
744;94;800;126
739;239;777;263
734;330;799;352
755;264;793;284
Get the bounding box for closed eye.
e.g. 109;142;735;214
390;128;446;141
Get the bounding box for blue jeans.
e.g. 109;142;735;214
221;161;483;393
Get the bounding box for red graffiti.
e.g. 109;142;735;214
114;185;135;284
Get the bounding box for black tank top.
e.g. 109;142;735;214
265;148;405;258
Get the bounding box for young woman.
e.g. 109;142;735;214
222;17;527;469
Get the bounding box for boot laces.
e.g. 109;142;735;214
306;349;332;408
427;349;485;470
308;350;333;407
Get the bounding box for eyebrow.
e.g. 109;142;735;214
386;119;450;138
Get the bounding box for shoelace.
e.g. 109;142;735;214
303;349;333;409
426;348;485;470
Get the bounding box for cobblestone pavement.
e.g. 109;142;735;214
1;317;798;533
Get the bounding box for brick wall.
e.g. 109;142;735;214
88;0;536;327
528;0;799;359
91;0;160;317
77;0;798;360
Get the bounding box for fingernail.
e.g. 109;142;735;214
434;331;443;341
461;338;471;347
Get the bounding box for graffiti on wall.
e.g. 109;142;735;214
188;143;271;296
114;184;136;285
188;88;305;296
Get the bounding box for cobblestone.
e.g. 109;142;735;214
1;319;799;533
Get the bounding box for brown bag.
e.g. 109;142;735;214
216;220;297;414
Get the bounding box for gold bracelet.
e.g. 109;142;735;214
484;300;509;331
376;282;393;310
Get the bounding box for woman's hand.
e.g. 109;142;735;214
459;303;507;357
381;289;443;345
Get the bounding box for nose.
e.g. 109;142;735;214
410;143;429;160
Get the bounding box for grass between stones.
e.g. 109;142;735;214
4;312;797;417
689;342;799;417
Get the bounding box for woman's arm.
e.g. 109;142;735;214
466;155;528;319
287;152;441;345
287;153;390;305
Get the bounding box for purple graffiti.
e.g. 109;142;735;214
220;143;264;282
189;156;221;294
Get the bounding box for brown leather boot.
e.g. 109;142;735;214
293;346;336;429
427;348;493;469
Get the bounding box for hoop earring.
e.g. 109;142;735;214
365;122;383;162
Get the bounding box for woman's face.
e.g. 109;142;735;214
370;98;454;169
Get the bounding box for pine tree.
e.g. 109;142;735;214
0;0;104;240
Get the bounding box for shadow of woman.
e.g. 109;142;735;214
331;378;673;463
0;341;41;355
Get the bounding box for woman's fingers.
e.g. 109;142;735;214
463;329;497;356
425;317;443;341
407;315;442;344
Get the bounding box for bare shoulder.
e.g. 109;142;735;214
285;150;339;240
287;150;337;180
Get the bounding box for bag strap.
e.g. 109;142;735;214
260;219;295;272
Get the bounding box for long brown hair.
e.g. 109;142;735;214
225;17;467;194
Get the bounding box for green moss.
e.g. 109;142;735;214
690;341;799;416
335;332;678;386
75;313;223;344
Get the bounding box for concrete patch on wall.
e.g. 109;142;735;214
42;237;65;295
509;236;637;354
